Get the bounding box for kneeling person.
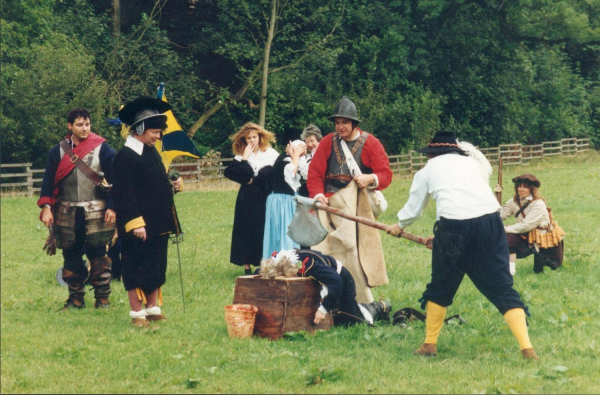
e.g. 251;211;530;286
259;249;391;326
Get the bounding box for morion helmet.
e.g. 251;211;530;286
328;96;361;123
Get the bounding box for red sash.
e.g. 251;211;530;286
37;133;105;209
55;133;105;186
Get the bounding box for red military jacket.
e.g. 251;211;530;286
307;129;393;198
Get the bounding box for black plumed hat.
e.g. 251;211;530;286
118;96;171;135
416;130;467;156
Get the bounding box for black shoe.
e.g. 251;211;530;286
244;268;252;275
363;301;392;323
94;298;110;309
376;301;392;322
61;298;85;311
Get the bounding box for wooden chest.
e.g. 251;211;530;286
232;275;333;339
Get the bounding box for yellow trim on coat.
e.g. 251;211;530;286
125;216;146;232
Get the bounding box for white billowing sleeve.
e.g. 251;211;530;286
283;161;301;192
397;170;430;229
500;198;517;221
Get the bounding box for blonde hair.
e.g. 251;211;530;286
230;122;276;155
259;256;299;279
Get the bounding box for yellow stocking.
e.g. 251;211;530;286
503;308;533;350
425;301;447;344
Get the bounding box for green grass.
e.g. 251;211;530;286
2;152;600;394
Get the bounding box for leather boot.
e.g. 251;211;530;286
61;268;86;310
413;343;437;356
363;301;392;322
147;314;168;322
521;348;540;360
89;256;112;308
131;318;150;328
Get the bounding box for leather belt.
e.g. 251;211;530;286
325;174;353;182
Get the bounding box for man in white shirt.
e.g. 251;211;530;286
387;131;538;360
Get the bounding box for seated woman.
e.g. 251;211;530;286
500;174;564;275
259;249;391;326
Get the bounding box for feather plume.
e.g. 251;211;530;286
458;141;493;181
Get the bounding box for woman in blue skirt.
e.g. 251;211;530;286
262;140;308;258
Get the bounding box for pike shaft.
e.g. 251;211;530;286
314;202;429;246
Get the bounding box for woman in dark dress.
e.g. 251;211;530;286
224;122;278;274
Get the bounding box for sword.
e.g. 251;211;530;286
171;233;186;313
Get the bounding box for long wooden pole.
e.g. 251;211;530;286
313;201;429;246
495;156;503;204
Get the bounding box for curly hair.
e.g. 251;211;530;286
67;107;90;124
230;122;276;156
259;256;298;279
300;124;323;142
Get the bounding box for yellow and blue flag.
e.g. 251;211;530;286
154;83;201;169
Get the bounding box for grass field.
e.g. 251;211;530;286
2;152;600;394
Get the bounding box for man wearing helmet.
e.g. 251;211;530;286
111;97;182;328
306;97;393;304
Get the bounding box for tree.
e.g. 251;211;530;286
186;0;345;136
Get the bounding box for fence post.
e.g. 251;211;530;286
26;164;33;196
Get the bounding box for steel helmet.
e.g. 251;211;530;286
328;96;361;123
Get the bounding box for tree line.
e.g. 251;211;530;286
2;0;599;168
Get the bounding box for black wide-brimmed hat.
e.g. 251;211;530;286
118;96;171;134
416;130;467;156
328;96;361;123
512;174;541;188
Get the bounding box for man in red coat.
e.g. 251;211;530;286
307;96;393;304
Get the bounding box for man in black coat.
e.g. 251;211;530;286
111;97;182;328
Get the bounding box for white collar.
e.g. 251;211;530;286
125;135;145;156
339;131;361;142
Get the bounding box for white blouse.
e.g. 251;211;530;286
234;147;279;176
501;195;550;234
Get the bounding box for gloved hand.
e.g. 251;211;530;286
43;233;56;256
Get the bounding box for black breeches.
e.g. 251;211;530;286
62;207;106;276
421;213;525;315
333;267;365;326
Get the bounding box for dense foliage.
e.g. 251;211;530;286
2;0;599;167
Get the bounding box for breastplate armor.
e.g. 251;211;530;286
325;134;369;194
58;145;104;203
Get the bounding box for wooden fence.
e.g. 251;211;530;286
0;137;591;196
